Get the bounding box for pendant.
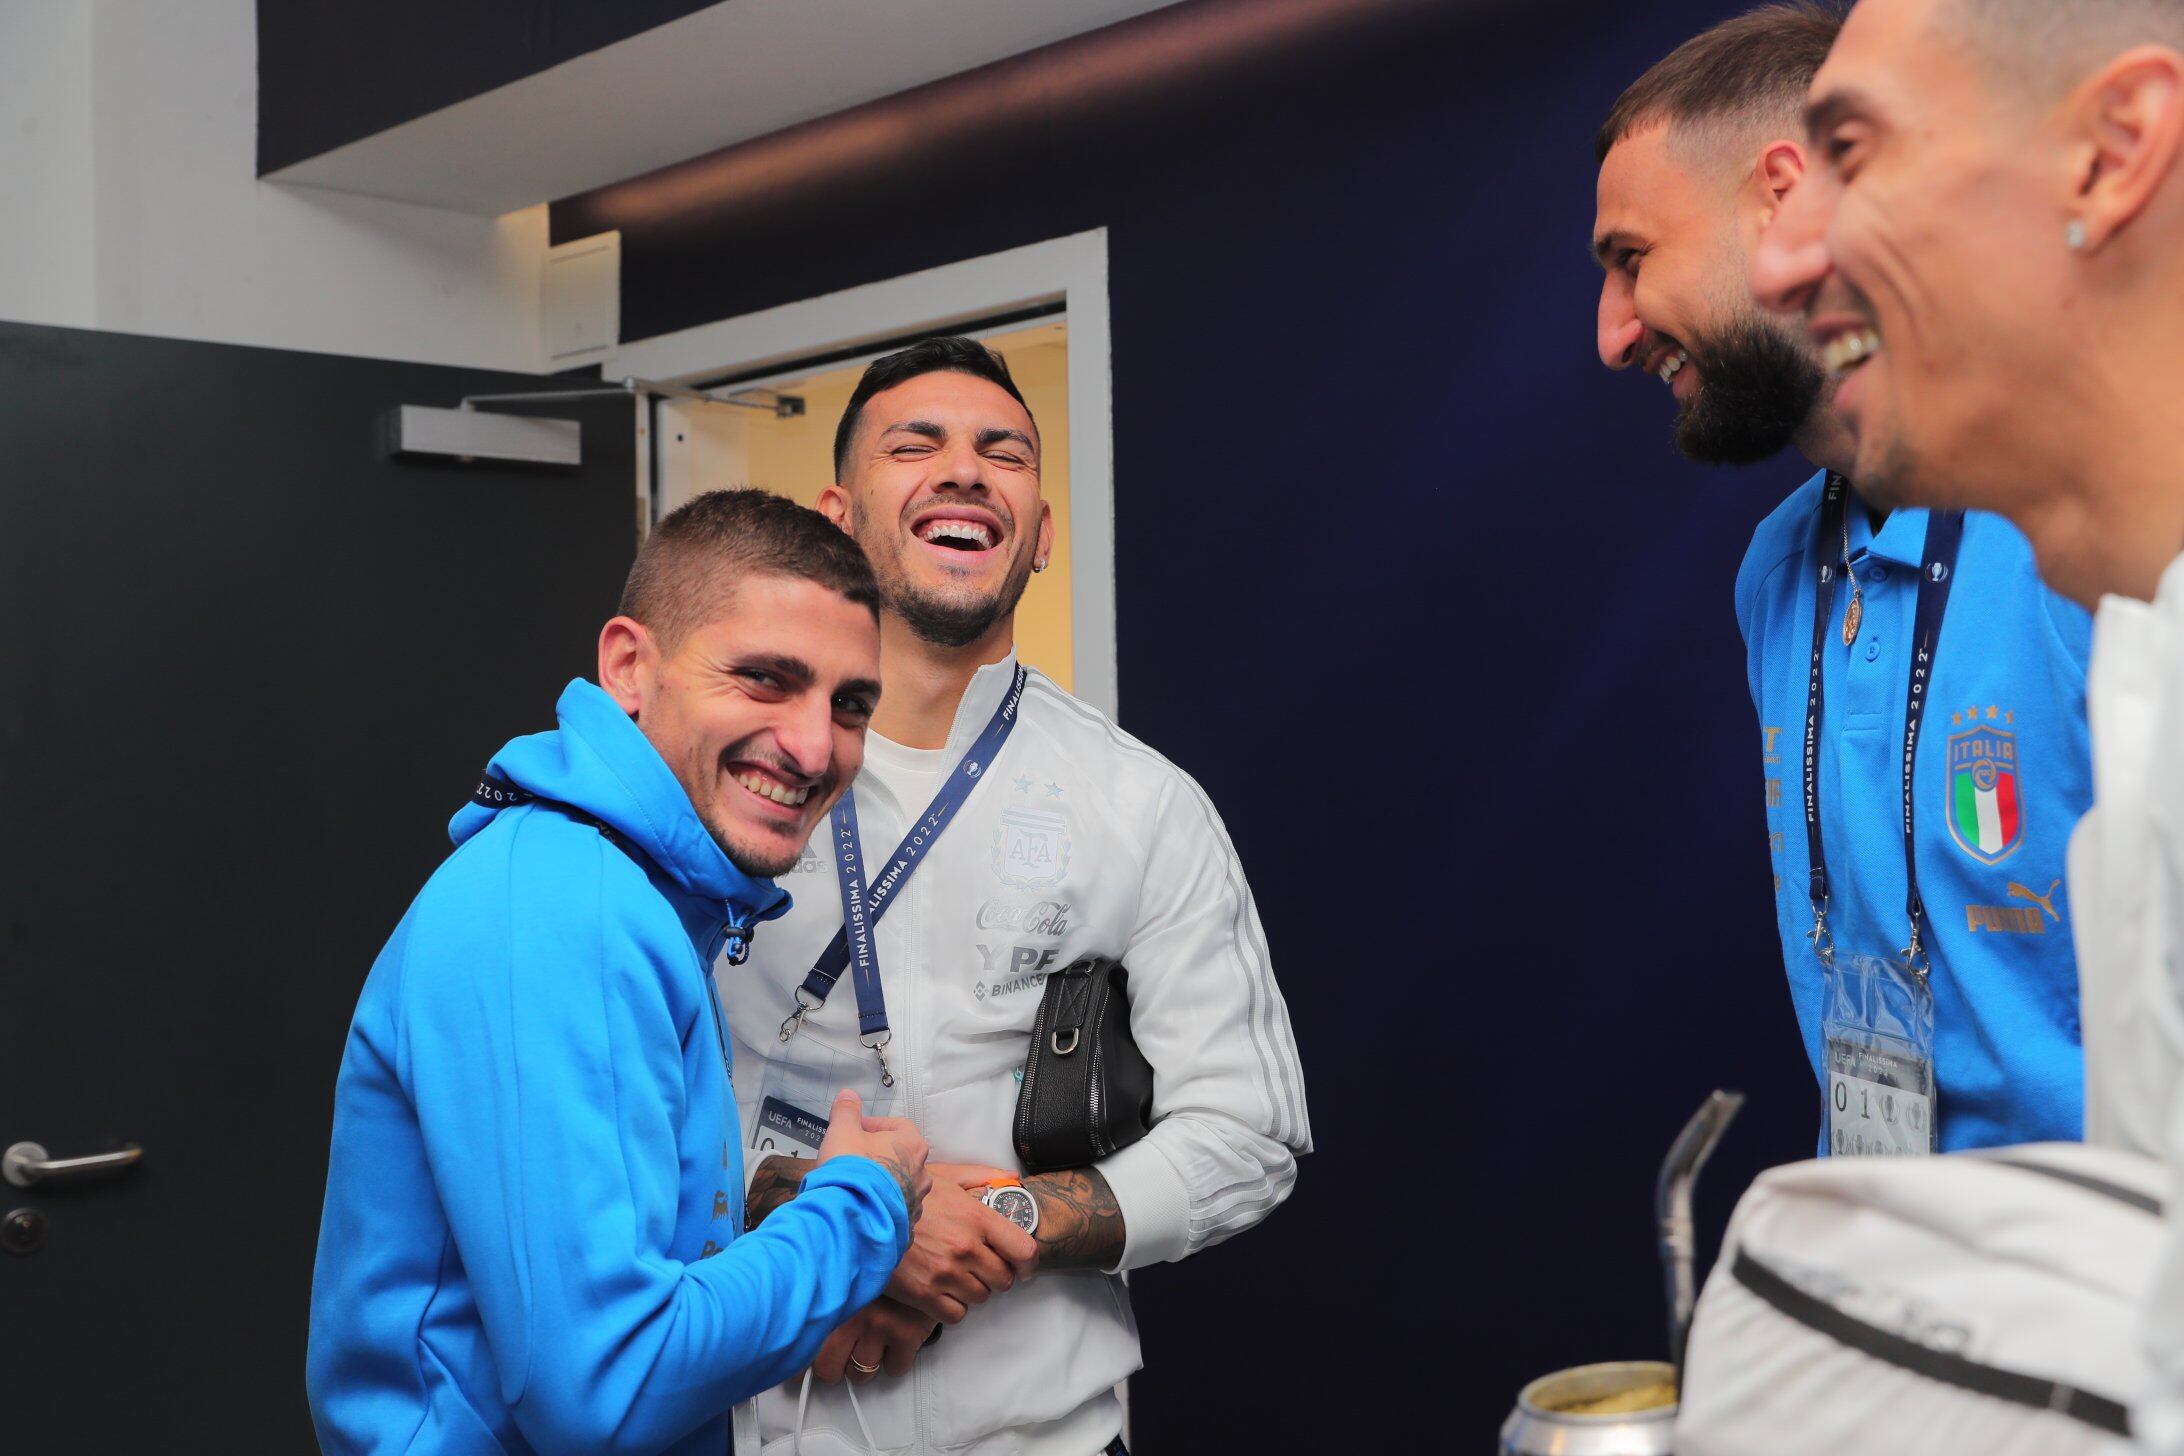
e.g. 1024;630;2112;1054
1841;589;1864;647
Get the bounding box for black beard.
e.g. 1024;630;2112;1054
1672;315;1826;465
887;549;1037;649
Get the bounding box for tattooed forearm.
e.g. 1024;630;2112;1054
744;1154;813;1232
874;1148;926;1226
1025;1167;1126;1271
752;1150;925;1230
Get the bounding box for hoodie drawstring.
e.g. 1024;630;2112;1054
722;917;755;966
794;1367;881;1455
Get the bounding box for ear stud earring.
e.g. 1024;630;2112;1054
2065;218;2089;251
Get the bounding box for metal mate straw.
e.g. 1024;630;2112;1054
1657;1088;1745;1388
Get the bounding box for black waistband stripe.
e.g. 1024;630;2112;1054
1727;1249;2131;1438
1978;1155;2165;1217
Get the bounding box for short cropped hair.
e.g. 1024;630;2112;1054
1595;2;1846;163
618;488;879;651
1944;0;2184;100
831;335;1035;480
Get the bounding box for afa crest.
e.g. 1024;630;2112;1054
1945;715;2023;865
992;806;1070;890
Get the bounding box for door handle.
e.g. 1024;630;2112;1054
3;1141;142;1188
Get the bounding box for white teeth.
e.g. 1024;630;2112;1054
1820;328;1881;373
736;772;810;807
919;520;994;549
1657;349;1688;384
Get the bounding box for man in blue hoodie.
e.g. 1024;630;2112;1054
307;489;931;1456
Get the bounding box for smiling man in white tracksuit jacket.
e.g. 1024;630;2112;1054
722;337;1310;1456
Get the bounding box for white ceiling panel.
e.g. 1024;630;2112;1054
265;0;1186;215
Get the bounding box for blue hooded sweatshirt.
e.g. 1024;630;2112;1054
307;679;910;1456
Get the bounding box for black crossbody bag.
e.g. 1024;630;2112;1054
1013;956;1156;1173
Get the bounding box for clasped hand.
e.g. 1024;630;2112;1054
813;1164;1040;1385
813;1089;932;1225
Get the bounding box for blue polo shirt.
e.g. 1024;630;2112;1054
1736;470;2093;1151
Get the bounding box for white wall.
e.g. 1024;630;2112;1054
0;0;546;372
0;2;99;325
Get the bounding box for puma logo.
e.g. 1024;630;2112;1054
1969;879;2061;935
2007;879;2063;923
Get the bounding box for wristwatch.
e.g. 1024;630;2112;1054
980;1175;1040;1236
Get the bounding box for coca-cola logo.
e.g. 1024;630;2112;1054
974;898;1072;936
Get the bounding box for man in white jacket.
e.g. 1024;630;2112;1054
1748;0;2184;1442
721;335;1310;1455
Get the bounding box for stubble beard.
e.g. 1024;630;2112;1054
680;749;813;881
858;500;1038;649
636;693;819;882
1849;426;1921;514
1672;312;1828;467
702;812;802;880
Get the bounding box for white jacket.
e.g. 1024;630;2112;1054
2068;552;2184;1453
717;656;1311;1456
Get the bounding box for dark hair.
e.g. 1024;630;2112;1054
1595;2;1845;163
831;335;1034;479
618;488;879;649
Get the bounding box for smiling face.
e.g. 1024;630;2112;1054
600;573;881;878
1749;0;2071;512
1595;123;1830;465
820;370;1053;651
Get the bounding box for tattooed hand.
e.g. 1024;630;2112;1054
816;1088;932;1225
886;1164;1040;1324
1024;1167;1126;1271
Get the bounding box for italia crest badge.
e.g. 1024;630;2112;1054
1946;711;2023;864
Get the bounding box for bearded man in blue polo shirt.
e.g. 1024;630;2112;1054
1589;1;2093;1152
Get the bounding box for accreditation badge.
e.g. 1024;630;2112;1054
1821;952;1936;1157
748;1033;899;1164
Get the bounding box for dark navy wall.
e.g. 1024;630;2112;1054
256;0;717;174
554;0;1814;1444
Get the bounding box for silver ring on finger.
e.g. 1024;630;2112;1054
849;1356;881;1375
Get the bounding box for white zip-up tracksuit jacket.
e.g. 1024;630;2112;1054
719;656;1311;1456
2069;553;2184;1454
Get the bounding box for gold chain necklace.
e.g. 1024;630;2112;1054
1840;513;1864;646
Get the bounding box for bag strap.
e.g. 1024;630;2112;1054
1727;1249;2131;1437
1045;962;1101;1055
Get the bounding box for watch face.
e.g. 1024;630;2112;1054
986;1185;1038;1234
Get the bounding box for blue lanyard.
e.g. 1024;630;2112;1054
1803;477;1965;975
1896;508;1964;973
778;664;1028;1082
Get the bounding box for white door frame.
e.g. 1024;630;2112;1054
603;229;1119;721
